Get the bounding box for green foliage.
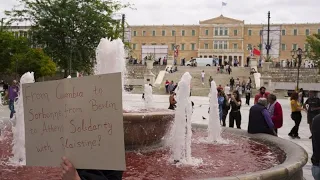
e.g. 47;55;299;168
306;34;320;64
264;55;273;62
0;31;29;73
6;0;130;75
11;48;56;77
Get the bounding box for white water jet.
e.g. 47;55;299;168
172;72;194;164
67;75;71;78
10;72;35;165
95;38;129;109
207;80;223;143
143;84;153;109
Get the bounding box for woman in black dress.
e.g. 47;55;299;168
229;90;242;129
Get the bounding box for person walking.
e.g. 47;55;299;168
311;114;320;180
168;91;177;110
245;85;252;106
7;80;19;119
229;90;242;129
289;92;303;139
221;93;230;127
304;91;320;139
229;77;235;91
267;94;283;134
201;70;205;85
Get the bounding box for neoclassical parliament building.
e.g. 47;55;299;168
128;15;320;66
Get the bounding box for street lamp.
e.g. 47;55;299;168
291;48;307;90
64;36;76;76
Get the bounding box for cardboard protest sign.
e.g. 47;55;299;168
23;73;125;170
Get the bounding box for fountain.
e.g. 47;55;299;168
10;72;35;165
171;72;195;164
0;38;308;180
143;84;153;109
95;38;174;149
207;80;223;143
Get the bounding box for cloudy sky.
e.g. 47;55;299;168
0;0;319;25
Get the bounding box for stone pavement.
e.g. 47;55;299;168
0;94;314;180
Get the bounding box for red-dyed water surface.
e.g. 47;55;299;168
0;127;285;180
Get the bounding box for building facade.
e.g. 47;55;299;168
128;15;320;66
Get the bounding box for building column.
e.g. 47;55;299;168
240;56;244;67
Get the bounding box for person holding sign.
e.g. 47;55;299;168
61;157;124;180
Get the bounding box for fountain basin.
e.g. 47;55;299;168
123;110;174;150
194;124;308;180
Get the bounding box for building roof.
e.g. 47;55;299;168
199;15;244;24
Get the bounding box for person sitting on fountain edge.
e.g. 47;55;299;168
248;98;277;136
60;157;123;180
168;91;177;110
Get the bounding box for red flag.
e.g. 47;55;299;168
253;48;261;56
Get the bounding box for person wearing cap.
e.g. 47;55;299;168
304;91;320;139
254;87;270;104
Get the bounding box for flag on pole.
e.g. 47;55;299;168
222;2;227;6
253;48;261;56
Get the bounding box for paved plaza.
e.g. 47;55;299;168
0;94;314;179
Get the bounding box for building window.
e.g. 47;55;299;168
233;43;238;49
191;43;195;50
293;29;298;36
306;29;310;36
234;29;238;36
248;30;252;36
171;44;175;50
192;30;195;36
223;41;228;49
318;29;320;34
281;44;286;51
142;43;146;45
247;44;252;50
182;30;185;36
133;31;137;36
260;30;263;36
219;28;223;36
281;29;286;36
142;31;146;36
172;30;176;36
292;44;297;50
215;28;218;36
224;28;228;36
132;44;136;50
204;55;208;58
218;41;223;49
162;30;165;36
181;44;185;50
24;32;28;37
204;43;209;49
15;32;19;38
151;43;157;45
205;29;209;36
152;30;156;36
214;41;218;49
161;43;165;45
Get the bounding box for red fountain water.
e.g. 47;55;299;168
0;125;285;180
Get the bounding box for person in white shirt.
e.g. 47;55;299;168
201;70;205;85
224;84;231;95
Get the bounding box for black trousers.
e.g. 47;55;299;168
289;111;302;136
229;111;241;129
245;93;251;105
222;111;228;126
77;170;123;180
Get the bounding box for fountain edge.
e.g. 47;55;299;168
192;123;308;180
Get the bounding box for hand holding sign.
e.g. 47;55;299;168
23;73;125;170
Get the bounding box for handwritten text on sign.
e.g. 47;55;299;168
23;73;126;170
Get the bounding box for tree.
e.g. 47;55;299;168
6;0;130;76
306;34;320;67
11;48;56;78
0;31;30;73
